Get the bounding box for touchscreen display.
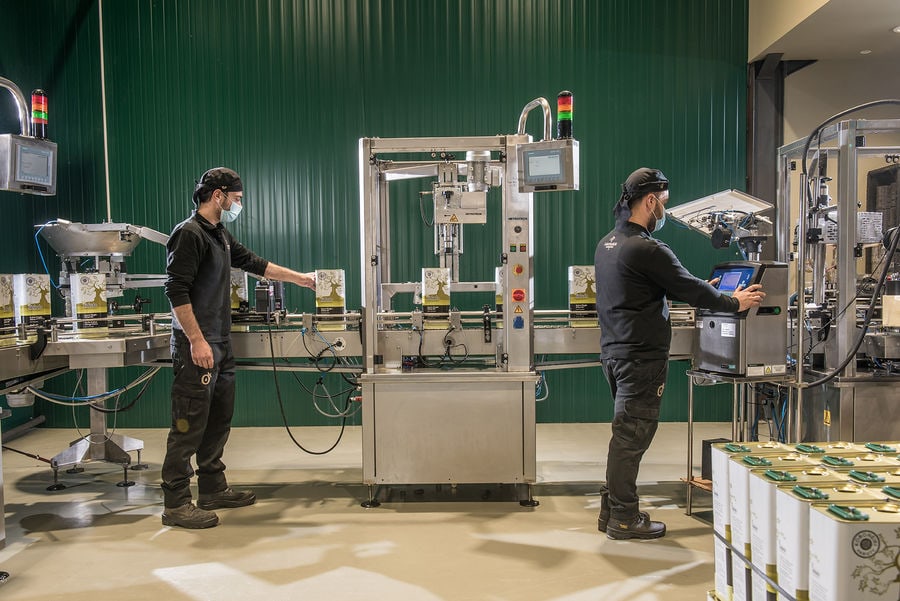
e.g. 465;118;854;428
16;144;53;185
710;266;756;296
523;149;563;184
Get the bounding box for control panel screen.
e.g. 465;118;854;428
523;148;563;184
16;144;53;186
710;266;756;296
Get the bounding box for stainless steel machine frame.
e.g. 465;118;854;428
358;133;546;502
777;118;900;441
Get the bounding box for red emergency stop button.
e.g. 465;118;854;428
512;288;526;302
513;264;524;275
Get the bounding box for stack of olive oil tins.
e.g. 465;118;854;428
709;440;900;601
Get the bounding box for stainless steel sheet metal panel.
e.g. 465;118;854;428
363;374;537;484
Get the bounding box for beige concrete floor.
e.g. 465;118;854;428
0;422;727;601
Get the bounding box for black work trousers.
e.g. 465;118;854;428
161;330;236;508
602;357;668;520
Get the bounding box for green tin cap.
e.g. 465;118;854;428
725;443;751;453
795;444;825;454
849;470;885;483
793;485;829;500
827;504;869;521
823;455;854;467
764;469;798;482
865;443;896;453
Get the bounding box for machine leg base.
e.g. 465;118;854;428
116;466;135;487
519;484;539;507
0;571;9;584
47;468;66;491
361;484;381;507
129;450;149;471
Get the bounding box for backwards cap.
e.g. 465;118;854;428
614;167;668;220
192;167;243;206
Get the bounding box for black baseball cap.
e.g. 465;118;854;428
192;167;243;206
614;167;669;219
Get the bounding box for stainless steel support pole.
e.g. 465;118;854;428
686;374;694;516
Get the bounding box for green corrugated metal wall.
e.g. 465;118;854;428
0;0;748;429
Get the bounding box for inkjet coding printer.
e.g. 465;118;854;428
694;261;788;376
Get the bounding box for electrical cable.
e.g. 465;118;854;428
418;191;434;227
33;221;60;289
314;328;361;387
415;325;437;367
265;319;350;455
301;328;336;373
440;324;469;365
800;100;900;182
278;358;357;398
804;225;900;388
84;372;155;414
535;371;549;402
795;100;900;383
25;367;161;406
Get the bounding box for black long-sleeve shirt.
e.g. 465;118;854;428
594;221;739;360
165;212;268;342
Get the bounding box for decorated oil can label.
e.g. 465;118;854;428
71;272;108;330
315;269;346;331
13;273;51;325
0;274;14;329
568;265;597;327
230;269;248;310
809;502;900;601
422;267;450;328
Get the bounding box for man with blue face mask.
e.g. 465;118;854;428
162;167;316;528
593;167;765;540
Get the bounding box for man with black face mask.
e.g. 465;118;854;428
161;167;316;529
593;168;765;540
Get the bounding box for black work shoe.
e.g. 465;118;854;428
606;513;666;540
597;493;610;532
161;503;219;529
600;505;651;534
197;487;257;510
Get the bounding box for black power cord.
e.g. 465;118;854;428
806;226;900;388
796;99;900;388
265;319;351;455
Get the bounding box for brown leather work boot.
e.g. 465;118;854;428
197;487;257;510
161;503;219;529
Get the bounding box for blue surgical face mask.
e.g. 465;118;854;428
651;195;667;233
219;194;243;223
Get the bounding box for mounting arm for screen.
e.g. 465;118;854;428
517;97;553;141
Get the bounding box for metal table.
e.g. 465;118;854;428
40;330;170;483
684;369;790;516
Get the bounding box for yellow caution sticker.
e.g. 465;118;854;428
823;409;832;427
